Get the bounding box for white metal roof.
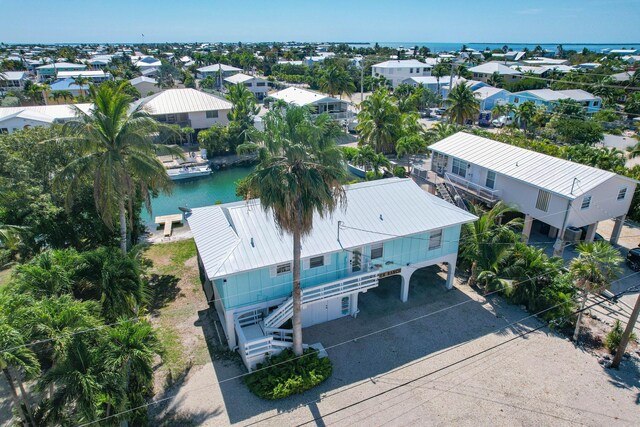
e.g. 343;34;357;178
188;178;477;279
510;65;548;75
474;86;508;100
224;73;266;84
469;62;522;75
429;132;623;200
0;71;27;81
372;59;432;69
197;63;242;72
0;103;92;123
36;62;86;70
556;89;599;102
134;88;232;115
269;87;344;107
514;88;599;102
129;76;157;85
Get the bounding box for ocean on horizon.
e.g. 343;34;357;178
350;42;639;53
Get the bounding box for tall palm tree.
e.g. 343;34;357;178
569;241;622;341
370;152;391;178
487;71;504;88
72;76;90;98
445;83;480;125
460;202;522;289
352;145;376;171
514;100;537;135
357;88;401;154
319;66;356;99
55;82;180;254
431;62;449;96
242;106;347;355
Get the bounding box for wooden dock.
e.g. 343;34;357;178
155;214;183;237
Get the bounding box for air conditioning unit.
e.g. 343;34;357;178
564;226;582;242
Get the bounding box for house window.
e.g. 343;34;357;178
166;114;176;123
486;170;496;189
309;256;324;268
514;97;520;103
618;188;627;200
0;128;8;134
451;158;468;178
206;110;219;118
276;263;291;275
370;243;383;260
244;82;252;87
429;229;443;250
593;101;599;107
423;68;428;72
536;190;551;212
581;195;592;210
256;82;266;87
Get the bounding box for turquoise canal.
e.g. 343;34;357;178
142;166;254;226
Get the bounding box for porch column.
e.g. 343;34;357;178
400;268;412;302
446;258;457;290
584;222;599;243
553;234;565;257
610;215;625;245
226;311;236;349
350;292;359;317
521;214;534;243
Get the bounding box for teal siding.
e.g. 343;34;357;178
218;224;463;309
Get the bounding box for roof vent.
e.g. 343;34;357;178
250;237;255;247
379;214;384;221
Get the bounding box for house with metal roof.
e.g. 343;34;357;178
427;132;636;255
474;86;511;111
0;104;92;133
468;62;522;84
508;88;602;113
196;63;242;79
129;76;160;97
223;73;269;100
269;87;353;120
187;178;476;369
55;70;112;82
0;71;29;94
372;59;434;88
36;62;87;81
134;88;232;130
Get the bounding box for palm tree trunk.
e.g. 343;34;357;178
3;368;31;427
14;369;35;425
468;261;478;288
572;291;588;341
119;198;128;255
292;225;303;356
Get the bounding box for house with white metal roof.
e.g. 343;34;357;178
224;73;269;100
0;104;92;133
129;76;160;97
133;56;162;71
269;87;352;120
372;59;434;88
196;63;242;79
0;71;29;93
134;88;232;130
55;70;112;82
508;88;602;113
428;132;636;255
36;62;87;81
187;178;476;369
468;62;522;84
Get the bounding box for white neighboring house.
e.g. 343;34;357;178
223;73;269;100
133;56;162;72
36;62;87;81
428;132;637;255
197;63;242;79
56;70;112;83
0;71;30;93
269;87;352;119
129;76;160;97
371;59;434;88
468;62;522;84
134;88;232;130
0;104;92;133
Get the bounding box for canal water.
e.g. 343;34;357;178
142;166;254;226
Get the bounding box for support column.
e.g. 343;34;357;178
610;215;625;246
350;292;359;317
226;311;236;349
584;222;598;243
553;234;565;257
446;258;457;290
521;214;533;243
400;268;412;302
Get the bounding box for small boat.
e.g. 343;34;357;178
167;165;212;181
347;162;367;178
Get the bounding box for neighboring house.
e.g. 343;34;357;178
509;65;551;77
197;63;242;79
523;57;569;66
372;59;434;88
428;132;636;255
36;62;87;81
49;79;91;97
223;73;269;100
55;70;112;83
269;87;352;119
0;103;92;133
468;62;522;84
129;76;160;97
575;62;601;70
621;55;640;64
508;88;602;113
141;67;160;78
187;178;477;369
0;71;29;93
610;71;635;83
402;76;487;98
474;86;511;111
134;88;232;130
134;56;162;71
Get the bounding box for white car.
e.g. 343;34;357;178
491;115;514;128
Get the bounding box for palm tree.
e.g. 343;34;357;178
431;62;449;96
319;66;356;99
445;83;480;125
242;106;347;355
0;324;39;426
487;71;505;88
428;122;464;141
514;100;537;136
460;202;522;289
72;76;90;98
357;88;401;154
55;82;180;254
226;83;260;126
370;152;391;178
570;241;622;341
352;145;376;171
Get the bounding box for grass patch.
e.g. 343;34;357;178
145;239;197;277
0;266;13;287
157;323;190;381
245;348;332;400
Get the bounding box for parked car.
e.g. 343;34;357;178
478;111;492;127
435;108;447;116
626;247;640;271
491;115;513;128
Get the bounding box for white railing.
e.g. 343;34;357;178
263;270;379;329
444;172;501;203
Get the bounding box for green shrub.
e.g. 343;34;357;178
605;319;637;354
244;348;332;399
536;274;577;329
340;146;359;162
365;171;384;181
393;166;407;178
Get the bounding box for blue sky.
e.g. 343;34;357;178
1;0;639;44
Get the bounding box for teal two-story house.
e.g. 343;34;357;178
188;178;477;369
508;88;602;114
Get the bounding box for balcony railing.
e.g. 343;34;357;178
444;172;501;204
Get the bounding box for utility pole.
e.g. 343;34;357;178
360;58;364;103
611;293;640;368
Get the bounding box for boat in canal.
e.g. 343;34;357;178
167;165;212;181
